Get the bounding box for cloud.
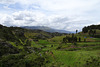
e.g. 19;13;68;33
0;10;46;26
1;0;100;11
0;0;18;5
0;10;95;31
0;0;100;31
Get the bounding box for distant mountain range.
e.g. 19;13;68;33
21;26;71;33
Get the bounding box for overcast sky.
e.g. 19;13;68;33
0;0;100;31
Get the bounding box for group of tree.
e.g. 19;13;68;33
82;24;100;33
63;34;81;44
89;29;96;36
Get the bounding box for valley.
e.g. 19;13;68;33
0;24;100;67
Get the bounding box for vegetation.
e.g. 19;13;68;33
0;24;100;67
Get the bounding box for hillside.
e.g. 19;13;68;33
0;24;100;67
82;24;100;38
21;26;71;33
82;24;100;33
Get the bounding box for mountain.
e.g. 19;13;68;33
21;26;71;33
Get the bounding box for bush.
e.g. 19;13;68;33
0;53;48;67
84;56;100;67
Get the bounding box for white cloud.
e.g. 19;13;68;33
0;0;16;4
0;10;95;31
0;10;46;26
0;0;100;31
0;10;100;31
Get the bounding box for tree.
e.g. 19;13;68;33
89;29;93;35
51;45;53;47
84;39;86;42
82;24;100;33
93;30;96;35
76;30;78;34
74;37;77;42
79;37;81;42
82;26;88;33
72;33;74;38
63;37;67;44
0;24;3;28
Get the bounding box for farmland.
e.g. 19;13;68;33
0;24;100;67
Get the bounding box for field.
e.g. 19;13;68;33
0;25;100;67
26;32;100;67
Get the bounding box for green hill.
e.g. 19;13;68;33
0;24;100;67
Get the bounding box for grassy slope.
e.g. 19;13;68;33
0;24;100;67
20;29;100;67
52;50;100;67
39;30;100;67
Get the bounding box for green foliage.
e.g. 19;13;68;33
82;26;88;33
0;24;100;67
63;34;77;43
0;42;19;56
84;56;100;67
79;37;81;42
76;30;78;34
38;40;49;45
0;53;48;67
82;24;100;33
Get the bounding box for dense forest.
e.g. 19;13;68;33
82;24;100;33
82;24;100;38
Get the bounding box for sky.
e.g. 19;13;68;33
0;0;100;31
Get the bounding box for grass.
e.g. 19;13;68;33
9;42;23;49
51;50;100;67
16;32;100;66
38;40;50;45
29;40;44;49
39;32;100;67
93;38;100;41
77;42;100;46
24;32;38;38
49;35;66;43
6;30;100;67
52;50;77;66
